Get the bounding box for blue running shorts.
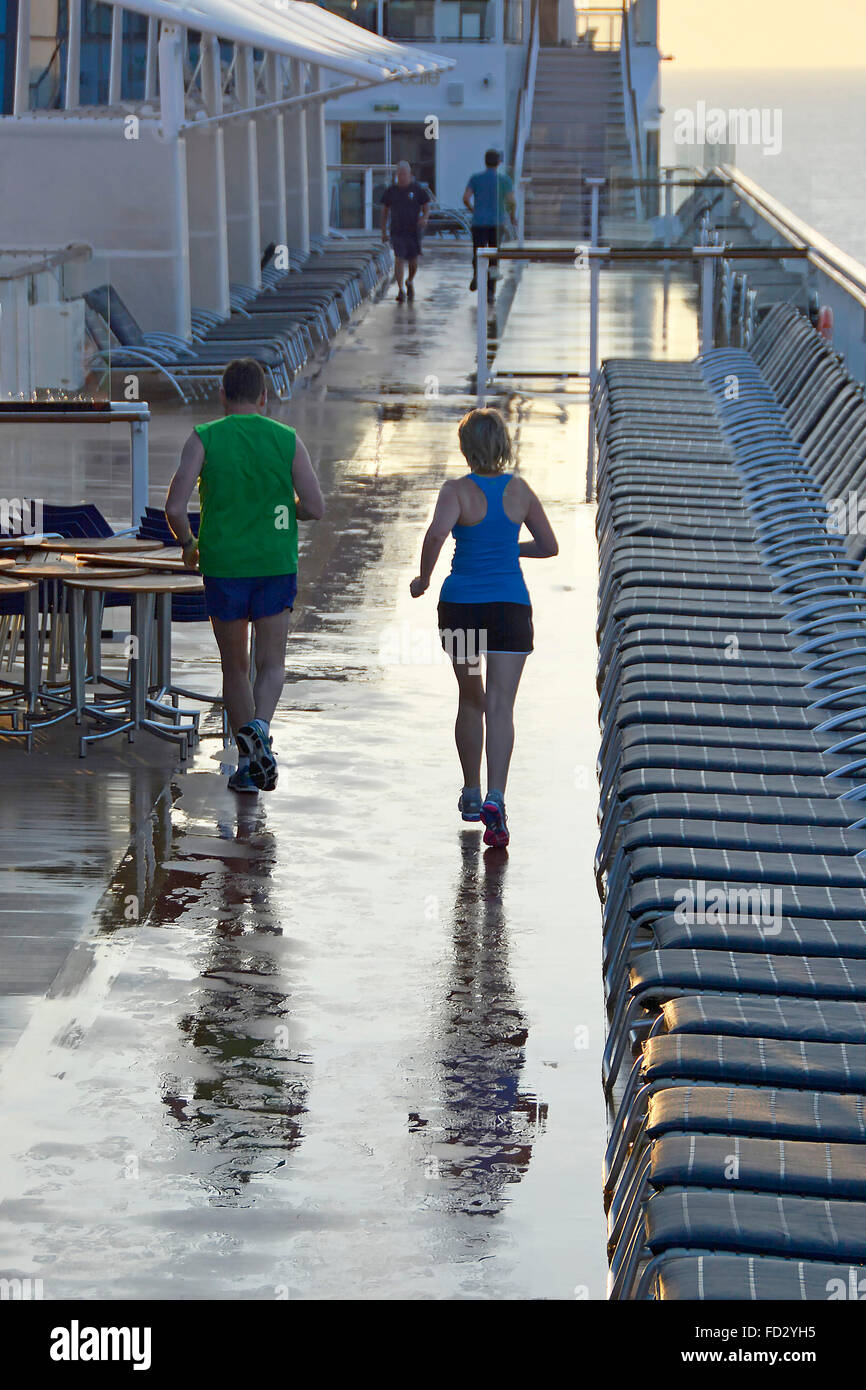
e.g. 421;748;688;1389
203;573;297;622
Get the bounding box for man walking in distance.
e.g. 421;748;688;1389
380;160;431;303
166;358;325;795
463;149;517;304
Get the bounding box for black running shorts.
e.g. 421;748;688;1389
437;600;534;658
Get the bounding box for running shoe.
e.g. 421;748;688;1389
236;721;278;791
458;788;482;822
480;793;509;848
406;281;415;301
228;766;259;795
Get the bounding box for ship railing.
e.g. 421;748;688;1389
512;0;540;240
706;165;866;383
0;244;92;399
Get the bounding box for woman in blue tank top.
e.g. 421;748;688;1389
409;409;559;847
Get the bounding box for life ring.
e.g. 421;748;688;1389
817;305;834;342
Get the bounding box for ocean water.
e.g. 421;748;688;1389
660;68;866;266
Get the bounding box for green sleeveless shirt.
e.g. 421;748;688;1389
194;414;298;578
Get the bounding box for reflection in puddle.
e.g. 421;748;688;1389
411;833;547;1217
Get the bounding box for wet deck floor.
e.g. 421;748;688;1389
0;247;698;1299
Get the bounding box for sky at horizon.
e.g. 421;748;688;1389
656;0;866;69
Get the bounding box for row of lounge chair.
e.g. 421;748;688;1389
86;236;393;403
596;300;866;1299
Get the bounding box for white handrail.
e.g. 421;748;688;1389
619;2;644;219
512;1;539;199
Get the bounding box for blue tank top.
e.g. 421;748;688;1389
439;473;531;605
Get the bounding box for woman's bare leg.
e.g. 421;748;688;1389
450;657;486;788
483;652;528;794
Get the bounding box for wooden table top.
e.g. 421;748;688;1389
62;572;204;594
0;536;47;552
0;577;38;594
8;562;147;582
74;550;189;573
41;537;161;554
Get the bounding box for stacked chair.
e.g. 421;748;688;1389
87;236;392;403
596;306;866;1300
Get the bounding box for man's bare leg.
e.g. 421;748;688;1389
252;609;291;724
210;616;254;735
394;256;406;299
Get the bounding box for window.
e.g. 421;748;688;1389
335;120;436;228
316;0;379;33
438;1;495;41
30;0;67;109
504;0;523;42
76;2;148;105
0;0;18;113
384;1;435;41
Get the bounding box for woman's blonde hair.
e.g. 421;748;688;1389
457;408;512;475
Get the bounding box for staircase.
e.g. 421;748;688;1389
523;47;639;239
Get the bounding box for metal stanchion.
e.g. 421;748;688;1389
587;177;605;248
586;247;606;501
694;246;725;356
476;249;492;406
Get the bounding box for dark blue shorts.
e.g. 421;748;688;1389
203;573;297;622
391;232;421;261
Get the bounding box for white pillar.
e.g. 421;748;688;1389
201;34;223;116
158;23;185;139
259;53;288;250
223;44;262;288
145;18;159;100
285;60;310;255
158;25;192;335
109;5;123;105
13;0;31;115
193;38;230;316
306;65;329;241
65;0;81;109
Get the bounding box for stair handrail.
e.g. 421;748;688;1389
620;1;644;218
511;0;540;211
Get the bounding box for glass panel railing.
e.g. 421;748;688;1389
575;7;622;49
328;166;394;231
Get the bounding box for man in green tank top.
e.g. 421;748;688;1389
166;359;325;795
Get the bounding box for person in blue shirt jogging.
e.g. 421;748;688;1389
463;150;517;304
408;408;558;849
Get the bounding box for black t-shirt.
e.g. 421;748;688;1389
381;180;431;235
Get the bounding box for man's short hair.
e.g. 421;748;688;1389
484;149;501;168
223;358;266;404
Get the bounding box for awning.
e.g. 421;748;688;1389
101;0;453;82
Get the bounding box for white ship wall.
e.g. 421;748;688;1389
0;120;191;336
323;40;526;209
